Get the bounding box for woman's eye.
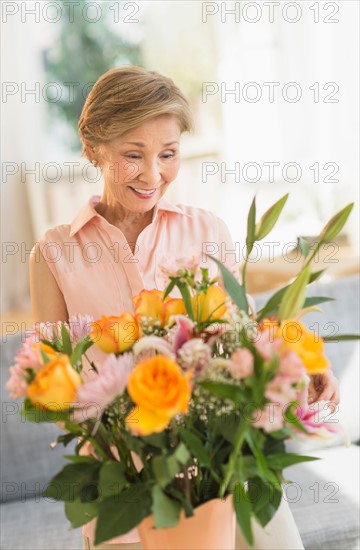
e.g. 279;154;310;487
162;153;176;159
125;155;141;160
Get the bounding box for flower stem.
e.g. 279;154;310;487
220;421;249;498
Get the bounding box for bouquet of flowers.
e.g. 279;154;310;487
7;195;357;546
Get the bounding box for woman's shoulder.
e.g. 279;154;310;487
38;223;72;245
173;202;219;221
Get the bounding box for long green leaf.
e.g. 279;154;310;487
95;485;152;545
199;380;244;402
65;499;99;528
278;264;311;321
297;236;311;258
180;429;211;467
98;462;126;499
257;269;326;321
246;196;256;256
177;281;195;320
206;255;248;312
319;203;354;243
233;484;254;546
266;453;319;469
61;323;72;356
151;486;181;528
255;194;289;241
163;278;176;300
323;334;360;342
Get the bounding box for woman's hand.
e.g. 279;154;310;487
308;370;340;408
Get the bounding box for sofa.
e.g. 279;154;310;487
1;274;359;550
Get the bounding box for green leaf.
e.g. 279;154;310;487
70;337;93;365
245;431;278;485
65;498;99;528
43;461;101;501
246;196;256;256
98;462;126;499
21;399;70;423
40;349;52;364
151;485;181;528
199;380;244;402
206;255;248;312
64;455;97;464
61;323;72;356
51;327;63;351
179;429;211;467
247;477;282;527
256;269;326;321
254;194;289;241
278;263;311;321
233;483;254;546
141;432;167;449
297;236;311;258
173;442;191;465
303;296;335;307
177;281;195;320
323;333;360;342
163;278;176;300
266;453;319;470
152;456;174;489
283;406;309;434
318;203;354;243
95;485;152;545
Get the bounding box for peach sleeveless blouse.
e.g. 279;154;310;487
39;194;228;544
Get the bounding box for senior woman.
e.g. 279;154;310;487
30;66;339;550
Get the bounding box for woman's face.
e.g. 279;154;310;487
96;114;182;213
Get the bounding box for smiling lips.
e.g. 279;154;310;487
129;186;158;198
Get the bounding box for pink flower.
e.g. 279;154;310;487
252;403;285;433
173;316;195;354
265;375;298;407
278;349;306;383
68;314;94;344
229;348;254;380
177;338;212;374
291;384;340;439
73;353;134;422
254;328;282;362
6;332;43;398
6;363;29;398
133;336;175;359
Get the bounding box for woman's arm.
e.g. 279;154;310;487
29;242;69;324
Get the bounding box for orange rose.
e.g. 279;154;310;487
126;355;192;435
90;313;140;354
133;289;186;327
192;286;228;323
277;320;330;374
28;354;81;410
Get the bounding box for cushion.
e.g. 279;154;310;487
1;334;76;502
287;445;360;550
0;498;81;549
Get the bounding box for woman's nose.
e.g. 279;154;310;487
138;158;162;186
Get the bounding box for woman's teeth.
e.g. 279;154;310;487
131;187;156;195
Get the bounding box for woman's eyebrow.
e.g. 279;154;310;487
121;140;179;147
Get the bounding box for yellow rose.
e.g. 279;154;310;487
126;355;192;435
133;289;186;327
192;286;228;323
277;320;330;374
28;354;81;410
90;313;139;353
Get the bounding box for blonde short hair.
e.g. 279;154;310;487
78;65;193;160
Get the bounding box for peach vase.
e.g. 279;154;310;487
138;497;236;550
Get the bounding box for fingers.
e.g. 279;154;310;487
312;371;340;405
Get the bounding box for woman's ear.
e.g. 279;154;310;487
84;142;97;164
